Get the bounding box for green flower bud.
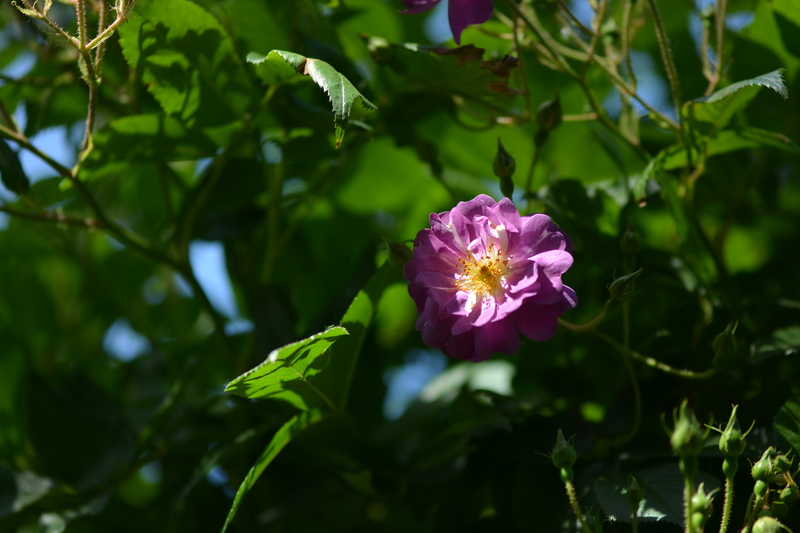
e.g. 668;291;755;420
718;405;747;457
626;475;644;509
551;429;577;470
536;93;562;134
752;516;790;533
690;482;715;525
667;400;707;458
712;321;739;370
493;138;516;180
780;485;799;503
383;237;413;267
754;480;769;498
773;454;792;474
753;448;774;482
619;219;642;255
608;268;643;303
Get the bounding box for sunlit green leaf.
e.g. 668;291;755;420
224;326;349;411
683;70;787;136
119;0;254;128
249;49;377;147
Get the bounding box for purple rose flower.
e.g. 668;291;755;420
403;194;577;362
400;0;494;45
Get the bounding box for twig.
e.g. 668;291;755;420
646;0;682;120
0;204;100;228
590;328;716;379
705;0;728;95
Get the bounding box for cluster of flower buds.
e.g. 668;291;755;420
746;446;799;527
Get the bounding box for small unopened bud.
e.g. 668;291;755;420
691;483;715;525
773;454;792;474
493;138;516;198
619;219;642;255
780;485;799;503
718;405;748;457
493;138;516;179
668;400;707;458
752;448;774;482
753;516;790;533
551;429;577;470
626;475;644;509
712;321;738;370
754;480;769;498
536;93;562;134
383;237;413;267
608;268;643;303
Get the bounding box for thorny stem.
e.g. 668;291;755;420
719;474;734;533
565;480;594;533
646;0;683;122
743;491;764;533
76;0;88;49
706;0;728;95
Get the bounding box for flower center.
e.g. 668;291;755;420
455;243;511;296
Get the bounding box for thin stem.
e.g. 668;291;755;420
76;0;88;49
684;479;695;533
719;474;734;533
524;141;541;196
95;0;108;76
646;0;682;121
0;99;18;132
705;0;728;95
511;12;532;118
619;301;642;442
557;0;595;36
621;0;637;91
743;492;763;533
559;300;616;332
579;0;607;79
0;204;100;228
589;328;716;380
565;480;594;533
0;125;73;177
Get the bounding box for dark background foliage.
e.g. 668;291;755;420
1;0;800;531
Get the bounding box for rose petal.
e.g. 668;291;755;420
448;0;494;44
474;318;520;360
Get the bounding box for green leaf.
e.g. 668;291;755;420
0;139;30;194
118;0;255;128
594;463;721;524
80;114;220;180
220;409;330;533
682;70;788;135
775;396;800;454
250;50;377;147
224;326;349;411
366;37;520;116
314;261;397;410
246;51;302;86
753;325;800;364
